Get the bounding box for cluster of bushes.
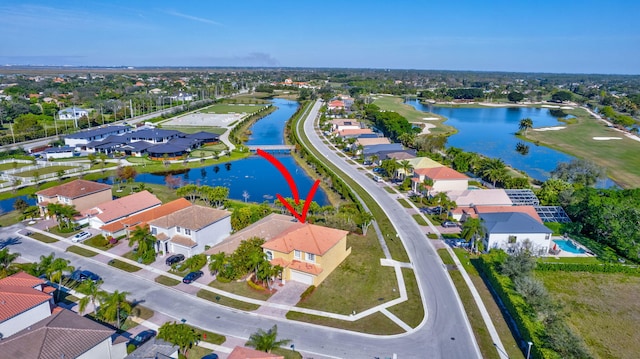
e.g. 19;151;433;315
479;249;592;359
536;262;639;274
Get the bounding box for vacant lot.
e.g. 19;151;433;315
537;271;640;359
201;103;266;114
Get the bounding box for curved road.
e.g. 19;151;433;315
2;99;480;359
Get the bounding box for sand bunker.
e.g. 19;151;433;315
411;122;436;134
560;106;574;110
422;117;440;121
593;137;622;140
533;126;566;131
541;105;560;108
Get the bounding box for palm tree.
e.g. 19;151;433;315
247;251;266;281
100;290;131;329
78;279;105;317
246;325;292;353
397;160;414;180
398;132;415;147
46;203;78;230
0;248;20;278
519;118;533;136
128;225;156;262
359;212;374;235
157;322;202;358
370;154;379;166
47;257;74;301
481;158;508;187
208;252;227;276
461;217;486;254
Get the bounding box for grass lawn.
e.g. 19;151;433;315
112;182;179;203
124;151;250;176
295;233;399;315
525;107;640;188
108;258;141;272
536;271;640;359
372;95;455;136
271;347;303;359
0;161;30;171
412;214;428;226
154;275;181;286
0;210;22;227
201;103;266;114
437;249;502;359
14;165;77;177
29;232;58;243
286;311;404;335
397;198;412;208
66;245;98;257
455;249;525;359
386;268;424;328
538;256;602;264
48;226;81;238
208;279;273;301
161;125;227;135
197;289;260;311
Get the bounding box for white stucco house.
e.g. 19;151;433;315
412;166;469;194
480;212;553;255
149;204;232;257
58;107;89;120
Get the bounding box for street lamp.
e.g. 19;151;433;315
526;341;533;359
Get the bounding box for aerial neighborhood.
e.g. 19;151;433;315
0;64;638;359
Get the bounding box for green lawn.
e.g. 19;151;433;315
112;182;179;203
14;165;77;178
525;107;640;188
295;233;399;315
108;258;141;272
200;103;266;114
0;162;30;171
0;210;22;227
154;275;181;286
372;95;455;136
208;279;273;301
286;311;404;335
29;232;58;243
537;271;640;359
386;268;424;328
412;214;428;226
66;245;98;257
197;289;260;311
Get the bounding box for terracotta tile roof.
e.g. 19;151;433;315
36;179;111;199
337;128;372;137
448;189;513;207
170;235;197;248
0;308;114;358
156;233;169;241
100;198;191;233
227;346;284;359
289;260;323;275
89;191;161;224
414;166;469;180
356;137;391;146
149;205;231;231
386;151;415;160
0;272;51;322
269;257;290;268
262;222;348;256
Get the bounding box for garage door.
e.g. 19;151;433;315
290;270;314;285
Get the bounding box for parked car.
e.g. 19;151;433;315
201;354;219;359
441;221;458;228
71;270;101;283
72;231;91;243
128;329;157;347
165;254;185;266
182;271;203;284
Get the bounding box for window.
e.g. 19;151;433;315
151;227;157;235
306;253;315;262
294;250;301;259
266;251;273;260
185;229;191;235
177;226;181;233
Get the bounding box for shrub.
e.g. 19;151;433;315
127;344;136;354
182;254;207;272
536;262;640;274
247;277;265;292
300;285;316;300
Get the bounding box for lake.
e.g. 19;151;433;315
406;100;615;187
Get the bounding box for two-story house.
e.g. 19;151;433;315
82;191;162;229
0;272;55;338
36;179;112;217
411;166;469;195
64;126;131;148
149;204;232;257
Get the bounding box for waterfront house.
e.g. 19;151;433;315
82;191;161;229
100;198;191;238
411;166;469;194
149;205;232;257
64;126;131;148
395;156;443;179
36;179;112;216
184;131;220;145
127;129;181;144
448;189;514;207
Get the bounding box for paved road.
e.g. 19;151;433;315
1;99;480;359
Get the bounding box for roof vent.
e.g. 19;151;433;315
81;187;85;191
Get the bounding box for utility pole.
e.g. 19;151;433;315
9;122;15;144
129;99;134;119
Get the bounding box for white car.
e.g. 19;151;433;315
72;231;91;243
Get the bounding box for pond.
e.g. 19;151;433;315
406;100;615;187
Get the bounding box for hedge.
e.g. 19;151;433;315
478;254;559;359
536;262;640;274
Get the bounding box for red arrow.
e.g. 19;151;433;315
257;149;320;223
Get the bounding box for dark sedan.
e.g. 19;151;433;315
128;329;157;347
182;270;204;284
165;253;185;266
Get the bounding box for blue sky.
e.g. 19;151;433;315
0;0;638;74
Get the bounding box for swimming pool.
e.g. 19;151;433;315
553;239;585;254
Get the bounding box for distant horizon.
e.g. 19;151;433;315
1;64;637;77
2;1;639;75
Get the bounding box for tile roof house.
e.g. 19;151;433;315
336;128;373;139
100;198;192;238
208;214;350;286
395;156;443;179
0;308;127;359
0;272;55;338
447;189;514;207
411;167;469;194
149;205;232;257
453;205;543;223
82;191;162;229
227;346;284;359
479;212;553;255
36;179;113;217
124;338;178;359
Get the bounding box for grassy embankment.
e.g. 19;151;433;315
525;107;640;188
372;95;455;136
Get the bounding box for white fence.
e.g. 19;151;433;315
0;160;90;189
